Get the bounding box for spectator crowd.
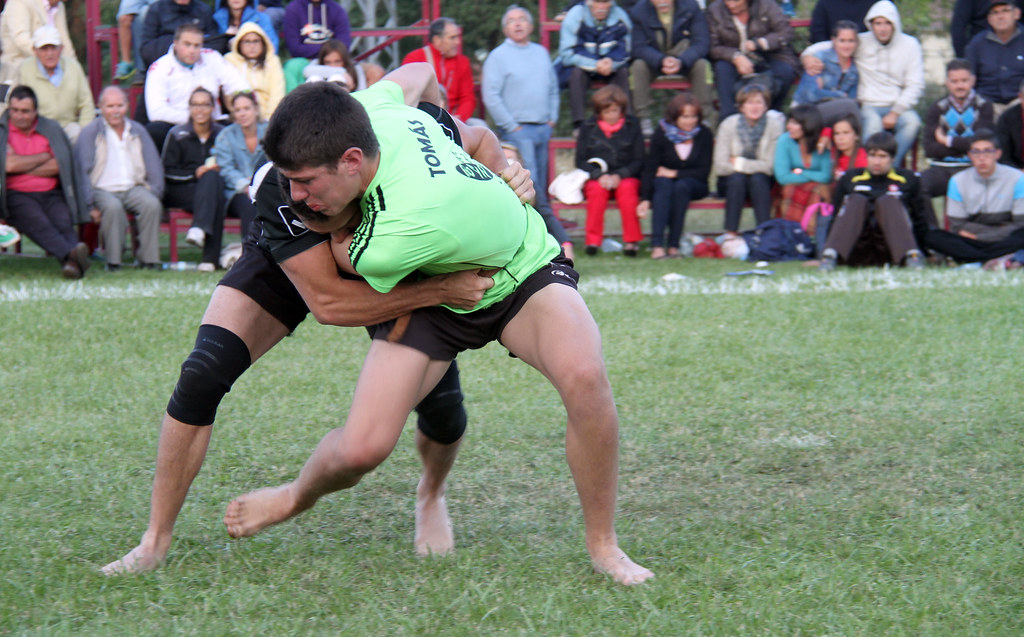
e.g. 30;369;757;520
3;0;1024;277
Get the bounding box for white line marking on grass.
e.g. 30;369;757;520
580;269;1024;296
767;432;834;449
0;280;216;302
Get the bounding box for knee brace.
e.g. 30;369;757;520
415;363;467;445
166;324;252;426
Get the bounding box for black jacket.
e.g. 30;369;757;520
162;121;224;184
575;115;645;180
640;124;713;200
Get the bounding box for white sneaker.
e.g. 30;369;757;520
197;262;215;273
0;223;20;248
186;227;205;248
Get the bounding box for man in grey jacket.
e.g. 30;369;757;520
0;84;89;278
76;86;165;270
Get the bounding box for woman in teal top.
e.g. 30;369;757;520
773;103;832;223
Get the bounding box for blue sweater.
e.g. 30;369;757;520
773;133;832;185
481;39;560;133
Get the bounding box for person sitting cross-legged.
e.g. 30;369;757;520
819;131;926;271
75;86;165;271
921;129;1024;263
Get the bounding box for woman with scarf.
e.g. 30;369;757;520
575;84;645;257
712;83;785;233
638;92;713;259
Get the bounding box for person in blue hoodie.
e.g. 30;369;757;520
214;0;279;53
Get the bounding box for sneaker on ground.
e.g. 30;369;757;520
186;227;205;248
0;223;20;248
197;262;216;272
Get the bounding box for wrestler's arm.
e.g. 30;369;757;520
382;62;443;108
280;244;491;327
455;118;536;204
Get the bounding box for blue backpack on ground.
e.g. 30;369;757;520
742;219;815;262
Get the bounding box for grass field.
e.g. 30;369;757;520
2;250;1023;635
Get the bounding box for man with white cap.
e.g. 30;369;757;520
0;0;76;83
17;25;95;144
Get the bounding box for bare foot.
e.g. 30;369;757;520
590;544;654;585
101;545;165;575
223;485;299;538
414;492;454;556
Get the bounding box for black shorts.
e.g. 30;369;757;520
370;256;580;360
217;226;311;332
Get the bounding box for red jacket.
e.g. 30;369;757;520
402;44;476;121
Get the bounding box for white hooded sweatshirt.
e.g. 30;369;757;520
855;0;924;114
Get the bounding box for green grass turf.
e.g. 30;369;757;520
2;251;1023;635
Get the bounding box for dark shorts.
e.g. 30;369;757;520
370;256;580;360
217;226;311;332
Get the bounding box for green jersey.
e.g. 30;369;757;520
349;81;559;312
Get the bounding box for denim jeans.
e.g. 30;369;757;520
650;177;708;248
502;123;570;245
860;105;921;167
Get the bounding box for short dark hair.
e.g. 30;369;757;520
947;58;972;75
591;84;628;114
969;128;1000;149
429;17;456;40
864;131;898;157
264;81;379;171
664;91;701;122
832;20;859;37
788;103;823;153
9;85;37;110
174;23;204;41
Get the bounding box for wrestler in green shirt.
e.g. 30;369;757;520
348;81;559;312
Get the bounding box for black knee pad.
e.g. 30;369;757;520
166;324;252;426
415;362;467;445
